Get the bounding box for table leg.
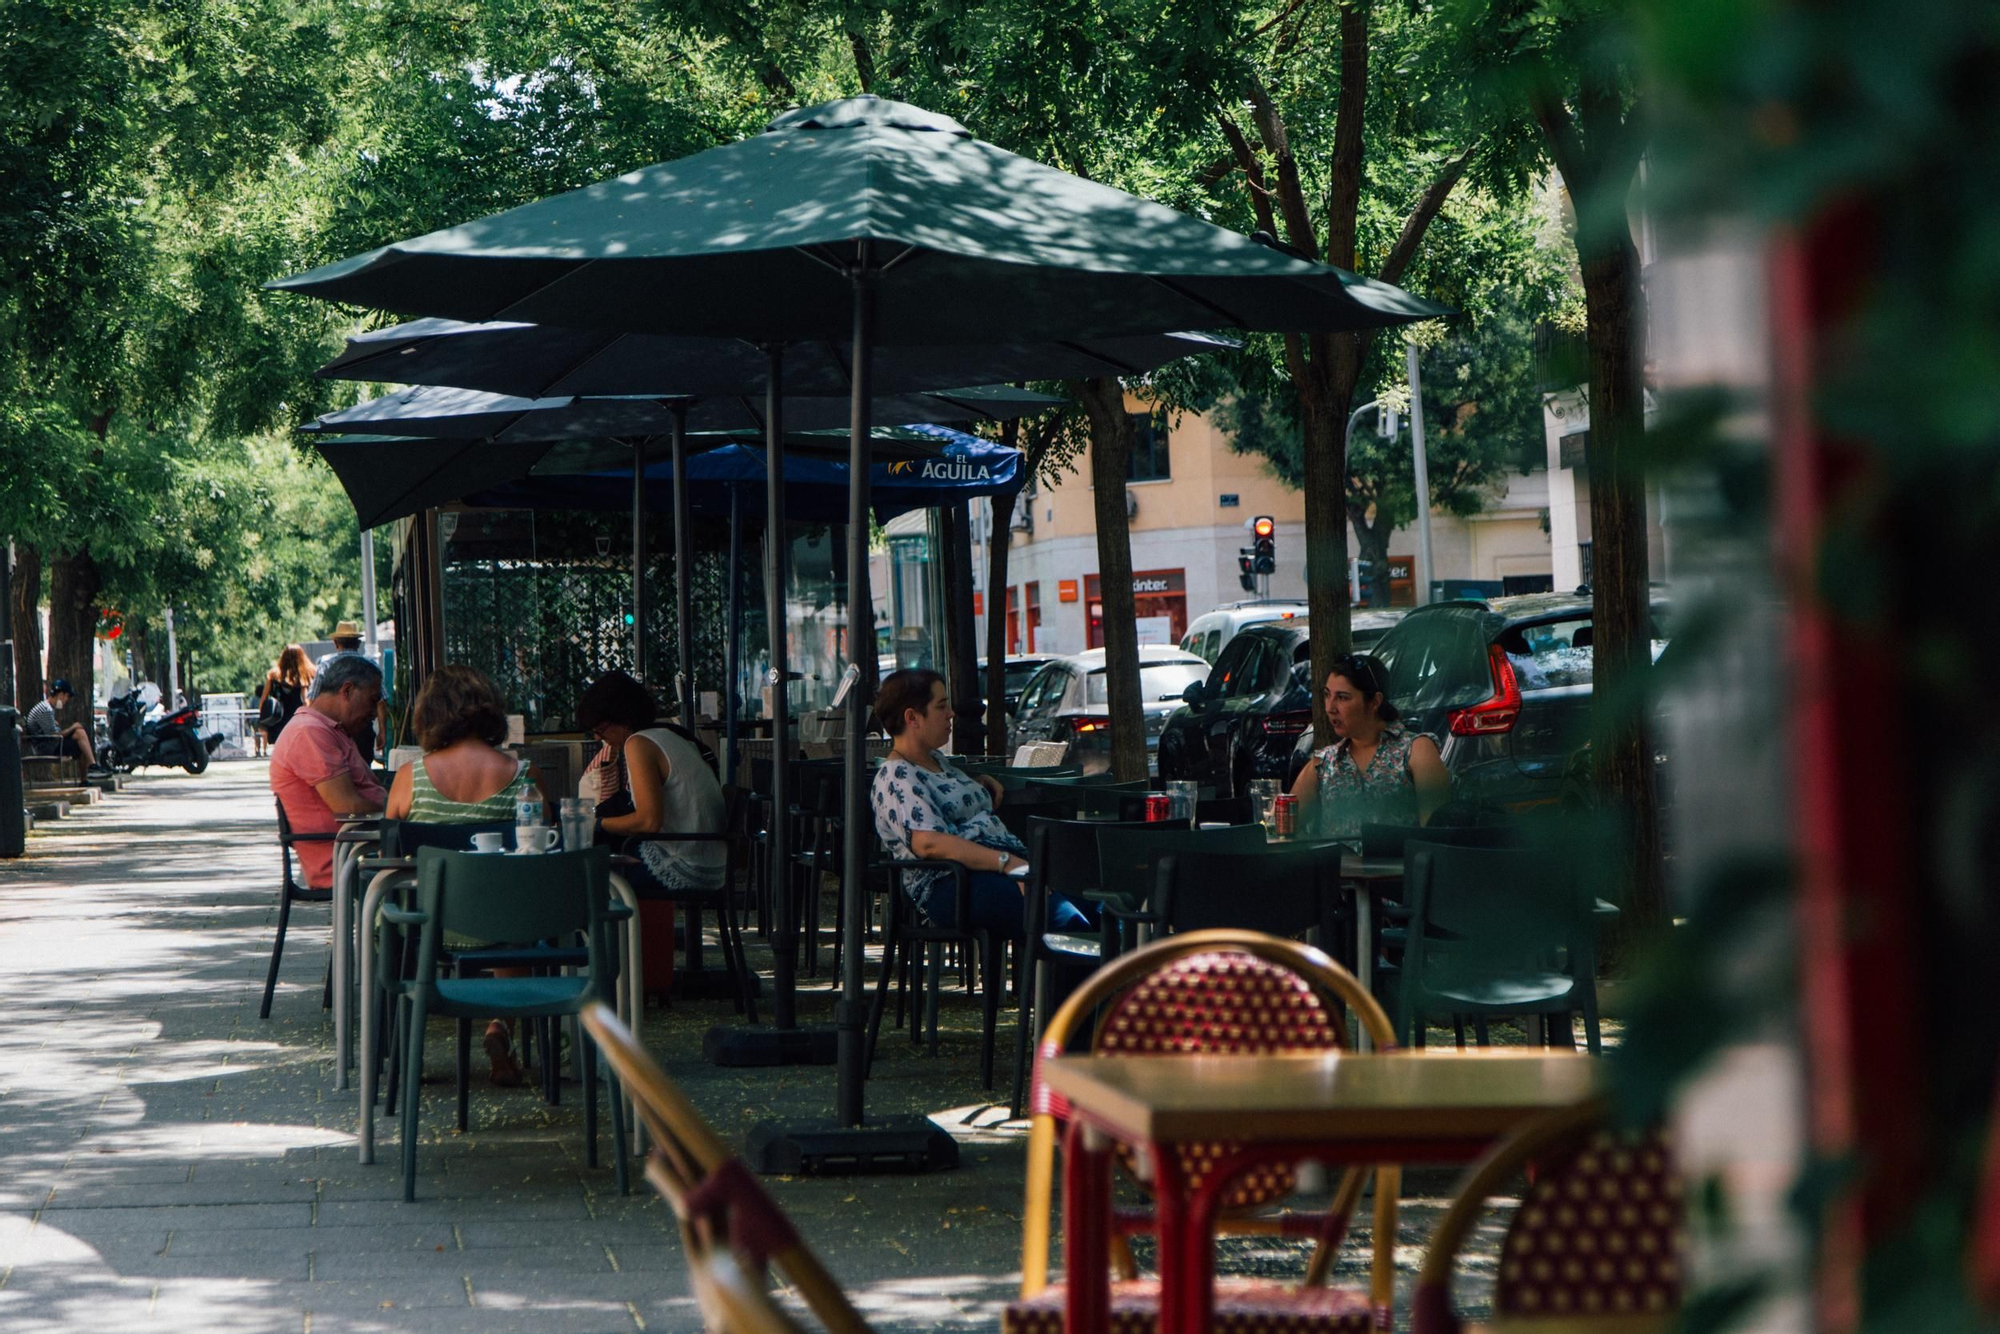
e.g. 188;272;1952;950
1150;1147;1208;1334
608;872;644;1158
1061;1120;1112;1334
332;848;355;1091
1355;888;1375;1053
356;869;401;1166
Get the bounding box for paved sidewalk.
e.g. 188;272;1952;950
0;761;1478;1333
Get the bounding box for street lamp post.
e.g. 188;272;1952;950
1406;343;1434;607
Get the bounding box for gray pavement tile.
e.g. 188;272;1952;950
40;1176;320;1208
313;1196;595;1226
33;1201;314;1231
310;1243;616;1281
303;1306;651;1334
297;1275;479;1309
456;1220;671;1251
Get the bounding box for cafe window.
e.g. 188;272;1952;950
1126;412;1171;481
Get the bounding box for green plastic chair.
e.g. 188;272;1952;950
1090;822;1270;959
1395;841;1602;1054
381;845;632;1201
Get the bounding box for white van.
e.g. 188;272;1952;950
1178;600;1309;664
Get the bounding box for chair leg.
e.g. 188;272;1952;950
864;905;901;1079
582;1026;599;1170
1474;1018;1492;1047
384;995;407;1110
322;956;334;1011
602;1045;629;1196
979;933;1001;1091
455;1019;471;1132
260;890;295;1019
1452;1017;1467;1049
925;941;943;1058
400;994;429;1202
1009;957;1037;1119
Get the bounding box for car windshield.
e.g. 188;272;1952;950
1087;662;1209;705
1003;662;1043;691
1375;612;1494;712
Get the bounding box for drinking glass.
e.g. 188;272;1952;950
1248;778;1282;831
559;797;593;852
1165;779;1200;828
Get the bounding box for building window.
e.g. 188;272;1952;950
1578;541;1594;586
1126;412;1171;481
1025;582;1042;653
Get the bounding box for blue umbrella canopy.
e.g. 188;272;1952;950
457;427;1021;525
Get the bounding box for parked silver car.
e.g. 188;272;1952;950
1007;646;1211;775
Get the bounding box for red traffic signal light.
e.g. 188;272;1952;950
1251;517;1276;575
1253;515;1276;539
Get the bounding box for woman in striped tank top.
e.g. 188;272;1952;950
384;665;551;1084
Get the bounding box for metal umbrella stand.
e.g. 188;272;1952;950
274;93;1443;1174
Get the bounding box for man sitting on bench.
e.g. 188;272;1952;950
24;679;108;777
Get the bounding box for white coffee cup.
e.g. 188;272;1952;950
471;831;504;854
514;825;559;855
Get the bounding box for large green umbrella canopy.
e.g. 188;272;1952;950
300;382;1058;442
272;93;1446;1143
317;318;1240;398
311;428;949;531
270;98;1445;344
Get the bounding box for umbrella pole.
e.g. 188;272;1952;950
765;346;797;1034
725;485;741;787
631;439;647;680
671;405;696;726
837;262;877;1130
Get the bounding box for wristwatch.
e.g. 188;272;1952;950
997;850;1011;873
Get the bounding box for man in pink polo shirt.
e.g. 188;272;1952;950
271;652;387;888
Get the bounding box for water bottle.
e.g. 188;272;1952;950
515;796;543;853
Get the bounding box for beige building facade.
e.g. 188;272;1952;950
981;393;1557;658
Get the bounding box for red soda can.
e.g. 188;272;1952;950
1143;793;1173;822
1273;793;1298;837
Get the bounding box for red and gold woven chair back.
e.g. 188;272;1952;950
1492;1128;1684;1323
1096;950;1342;1206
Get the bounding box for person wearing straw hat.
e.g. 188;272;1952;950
315;619;389;762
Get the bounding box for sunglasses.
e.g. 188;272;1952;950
1326;654;1386;697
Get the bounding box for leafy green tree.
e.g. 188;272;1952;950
1429;0;1660;926
1219;187;1578;605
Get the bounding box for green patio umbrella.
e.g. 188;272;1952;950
273;94;1445;1164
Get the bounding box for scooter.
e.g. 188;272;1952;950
103;684;215;775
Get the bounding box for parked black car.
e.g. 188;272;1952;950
1007;646;1211;775
1157;611;1406;798
1286;593;1669;814
976;655;1057;722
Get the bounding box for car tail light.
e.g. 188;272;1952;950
1260;710;1312;736
1070;716;1111;734
1448;645;1522;736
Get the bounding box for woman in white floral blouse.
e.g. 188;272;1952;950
870;669;1094;938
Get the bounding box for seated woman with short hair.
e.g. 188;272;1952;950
870;668;1093;939
383;664;550;1085
578;672;727;899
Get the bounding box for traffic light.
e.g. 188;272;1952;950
1237;550;1256;592
1251;516;1276;575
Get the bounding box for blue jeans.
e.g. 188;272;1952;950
921;871;1095;941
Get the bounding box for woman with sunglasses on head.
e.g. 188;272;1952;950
1290;653;1450;840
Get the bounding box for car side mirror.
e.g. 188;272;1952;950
1182;681;1207;706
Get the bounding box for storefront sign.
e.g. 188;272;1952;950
1058;579;1079;603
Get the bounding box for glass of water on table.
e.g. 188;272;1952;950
1164;779;1200;828
559;798;593;851
1247;778;1282;831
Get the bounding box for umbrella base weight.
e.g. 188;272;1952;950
701;1023;838;1067
744;1117;960;1176
671;968;762;1002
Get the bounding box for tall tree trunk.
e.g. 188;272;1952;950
1078;378;1147;782
1348;503;1395;609
1578;230;1664;931
10;543;42;708
985;488;1016;758
46;551;101;733
1301;354;1364;746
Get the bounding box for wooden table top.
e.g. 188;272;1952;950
1041;1049;1598;1145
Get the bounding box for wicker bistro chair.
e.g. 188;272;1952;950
1011;929;1403;1334
265;800;337;1020
1411;1101;1684;1334
580;1004;872;1334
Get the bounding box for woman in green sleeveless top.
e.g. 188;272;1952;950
384;666;551;1084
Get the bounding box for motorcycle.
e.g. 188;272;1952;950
103;684;217;775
